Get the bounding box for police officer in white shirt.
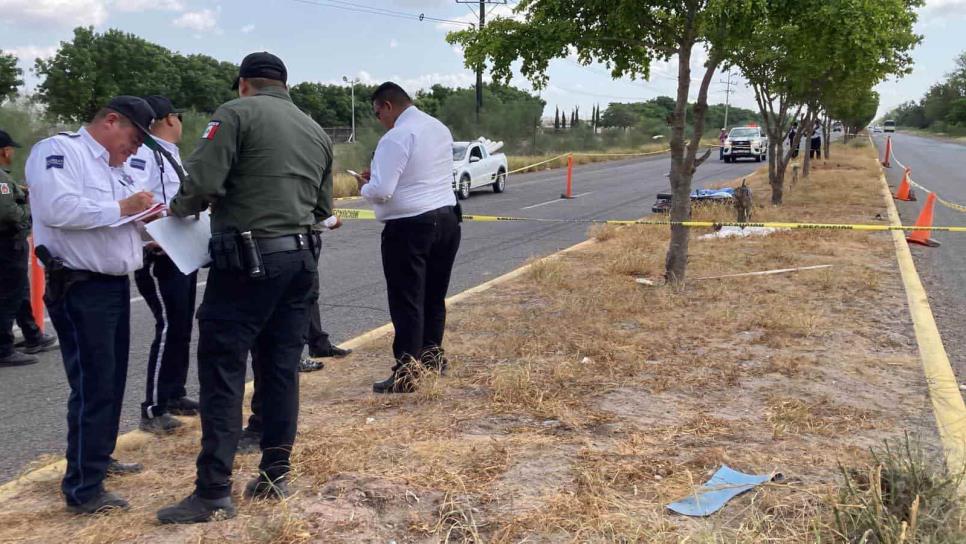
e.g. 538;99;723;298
126;96;200;436
25;96;159;515
357;82;461;394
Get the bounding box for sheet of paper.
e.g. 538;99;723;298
109;203;166;227
144;211;212;274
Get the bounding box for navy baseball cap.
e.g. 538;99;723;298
0;129;20;148
232;51;287;90
143;95;183;119
105;96;156;136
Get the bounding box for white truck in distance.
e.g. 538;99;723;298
452;138;509;199
722;126;768;163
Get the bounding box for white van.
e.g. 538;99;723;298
883;120;896;133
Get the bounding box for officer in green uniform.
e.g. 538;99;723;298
157;52;333;524
0;129;56;366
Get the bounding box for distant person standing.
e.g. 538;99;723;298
810;122;822;159
0;129;56;367
718;128;727;160
26;97;159;514
126;96;200;436
356;82;461;394
787;122;799;158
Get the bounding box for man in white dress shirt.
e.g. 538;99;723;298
358;82;461;394
25;96;159;514
126;96;201;436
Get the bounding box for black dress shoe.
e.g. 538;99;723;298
66;490;129;515
157;493;236;524
167;396;199;416
244;475;290;500
372;359;419;394
0;351;39;367
237;427;261;454
106;458;143;476
420;346;449;375
139;412;183;435
312;345;352;358
21;333;58;354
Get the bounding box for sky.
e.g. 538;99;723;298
1;0;963;121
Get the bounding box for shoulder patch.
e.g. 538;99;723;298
130;158;147;170
0;183;9;195
201;121;221;140
56;131;81;138
46;155;65;170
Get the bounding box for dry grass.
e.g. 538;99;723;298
0;143;950;543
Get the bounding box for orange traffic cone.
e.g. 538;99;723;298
882;136;892;168
906;192;941;248
28;236;46;333
894;167;916;201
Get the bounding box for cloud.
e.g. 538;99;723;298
173;8;220;33
112;0;184;11
5;45;58;90
0;0;108;27
920;0;966;21
348;70;476;93
389;38;399;49
241;24;255;33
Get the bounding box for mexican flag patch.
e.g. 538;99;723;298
201;121;221;140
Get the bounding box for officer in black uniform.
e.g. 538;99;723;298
157;52;334;524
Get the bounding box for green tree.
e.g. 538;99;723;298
0;51;22;104
449;0;760;282
170;54;238;113
35;27;180;122
725;0;920;203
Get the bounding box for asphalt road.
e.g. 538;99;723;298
873;132;966;385
0;151;760;482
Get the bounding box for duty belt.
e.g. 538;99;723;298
255;232;319;255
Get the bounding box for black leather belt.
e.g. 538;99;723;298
255;232;319;255
63;268;124;282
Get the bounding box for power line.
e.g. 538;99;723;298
289;0;474;27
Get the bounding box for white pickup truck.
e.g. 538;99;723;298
452;138;509;199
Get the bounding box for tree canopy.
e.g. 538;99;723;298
0;51;22;104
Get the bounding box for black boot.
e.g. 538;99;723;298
372;357;419;394
66;490;129;515
21;333;58;354
244;474;290;500
420;346;448;375
157;493;236;524
0;350;39;367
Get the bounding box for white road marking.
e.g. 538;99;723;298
521;192;593;210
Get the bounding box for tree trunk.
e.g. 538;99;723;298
769;139;787;204
801;113;817;178
822;112;831;159
664;41;694;285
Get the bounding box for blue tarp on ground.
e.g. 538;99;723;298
667;465;776;517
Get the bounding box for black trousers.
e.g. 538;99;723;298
0;238;31;356
194;249;316;499
134;252;197;418
47;274;130;506
380;206;461;363
810;138;821;159
248;268;332;433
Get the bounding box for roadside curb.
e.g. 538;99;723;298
874;139;966;480
0;237;598;504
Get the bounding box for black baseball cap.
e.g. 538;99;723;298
105;96;156;136
143;95;183;119
0;129;20;148
232;51;287;90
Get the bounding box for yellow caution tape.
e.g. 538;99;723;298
334;208;966;232
506;153;569;175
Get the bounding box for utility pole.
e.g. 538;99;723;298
456;0;506;124
718;69;736;129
